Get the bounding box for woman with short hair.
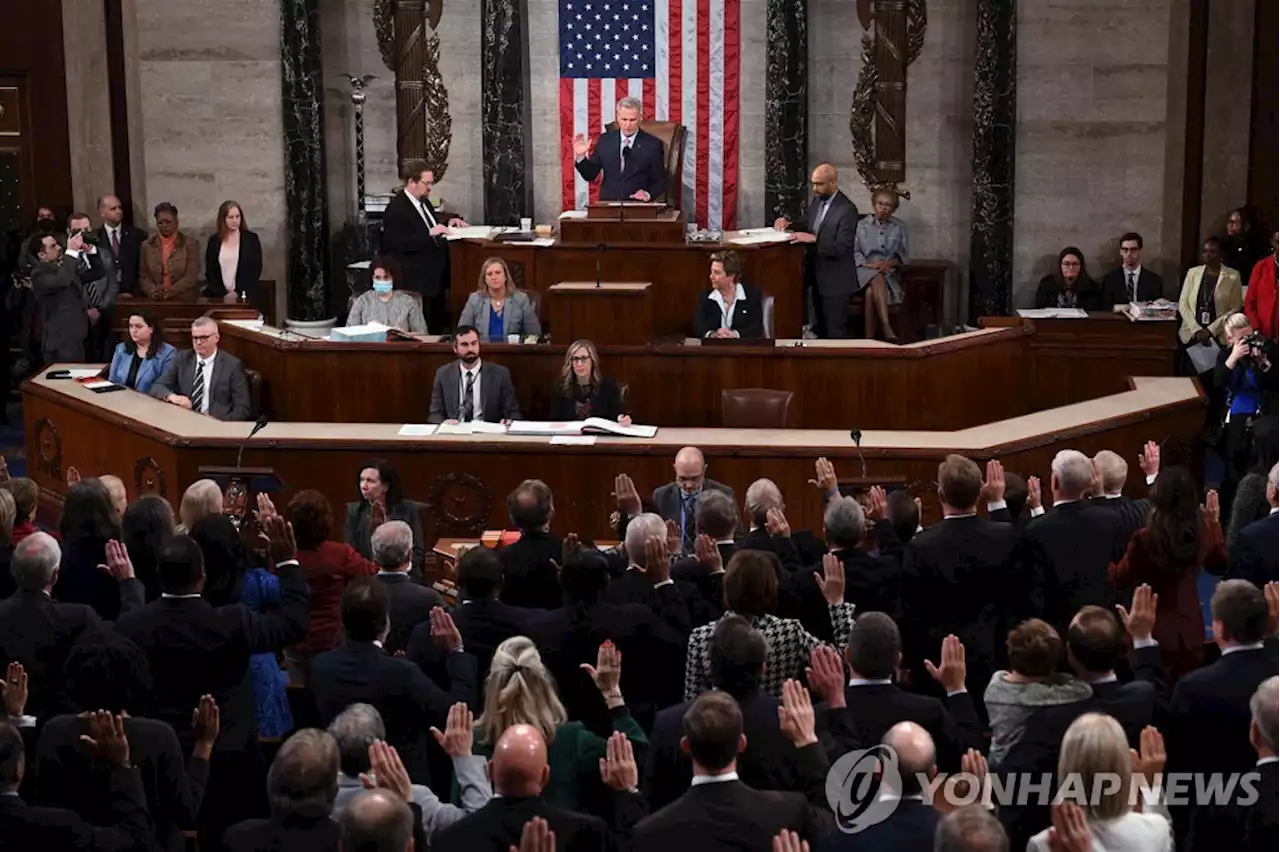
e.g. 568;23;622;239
140;202;201;300
854;189;909;340
456;257;541;342
345;256;426;333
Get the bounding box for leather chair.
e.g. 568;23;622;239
244;368;263;419
604;119;688;211
721;388;793;429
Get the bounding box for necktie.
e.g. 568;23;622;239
110;229;120;258
191;360;206;414
461;369;475;422
81;255;100;307
681;492;697;553
621;138;632;171
1128;271;1137;301
814;198;830;231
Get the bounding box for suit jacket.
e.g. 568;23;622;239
203;229;264;306
344;499;425;574
140;232;201;300
149;347;253;421
651;480;737;532
412;596;536;691
434;793;634;852
427;360;521;423
1186;759;1278;852
1089;494;1151;559
1178;264;1245;345
1033;275;1106;311
818;799;940;852
791;539;901;642
0;767;155;852
1229;512;1279;587
380;190;449;298
106;341;177;393
376;571;444;654
828;683;983;772
692;284;766;339
31;255;89;356
0;590;104;719
456;290;542;341
1102;265;1164;306
574;128;667;202
1020;500;1125;637
798;191;860;298
96;224;146;295
114;559;310;752
76;245;117;312
549;376;626;422
1168;645;1278;776
498;529;566;610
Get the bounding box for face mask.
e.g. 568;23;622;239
372;280;393;294
36;217;56;234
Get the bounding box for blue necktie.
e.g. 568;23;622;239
681;492;697;552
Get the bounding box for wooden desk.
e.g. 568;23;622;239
112;297;261;339
548;282;654;346
448;235;804;338
23;371;1205;542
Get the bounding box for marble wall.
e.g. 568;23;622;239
62;0;114;218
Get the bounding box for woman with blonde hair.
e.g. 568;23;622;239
548;339;630;423
456;256;541;342
1028;713;1172;851
471;636;646;809
178;479;223;533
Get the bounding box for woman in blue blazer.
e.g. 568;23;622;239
105;307;177;393
456;256;542;341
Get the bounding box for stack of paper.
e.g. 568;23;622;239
728;230;793;246
1016;308;1089;319
444;226;498;241
558;210;588;220
436;421;509;435
331;323;389;342
397;424;437;437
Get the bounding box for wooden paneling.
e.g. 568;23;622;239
110;291;275;340
547;283;654;346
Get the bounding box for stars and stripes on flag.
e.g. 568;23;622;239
558;0;740;230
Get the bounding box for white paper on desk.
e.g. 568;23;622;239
727;232;793;246
436;421;509;435
529;237;556;247
66;368;103;379
558;210;588;220
397;424;437;436
1016;308;1089;319
1186;340;1220;374
82;380;115;389
333;322;390;336
445;226;497;241
551;435;597;445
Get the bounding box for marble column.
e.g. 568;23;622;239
764;0;808;221
281;0;331;320
480;0;532;223
966;0;1015;322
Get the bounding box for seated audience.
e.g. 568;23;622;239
150;318;253;421
3;477;39;544
221;729;342;852
54;478;124;620
426;325;521;424
1109;467;1225;677
202;200;263;306
499;479;566;611
139;202;200;300
177;478;222;532
693;250;765;340
106;308;176;393
1178;236;1244;355
372;520;442;654
121;494;175;601
854;189;908;341
1102;231;1165;305
1229;462;1278;587
346;256;427;333
984;619;1091;765
653;446;736;554
343;460;424;574
1034;246;1105;311
0;490;15;600
457;256;541;342
548;339;631;423
1245;230;1278;341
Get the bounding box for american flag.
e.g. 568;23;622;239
558;0;740;229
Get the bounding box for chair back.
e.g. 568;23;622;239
605;119;688;210
720;388;793;428
762;295;776;339
244;368;263;419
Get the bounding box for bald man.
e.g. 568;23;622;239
774;163;860;339
433;724;644;851
340;789;415;852
95;194;146;296
652;447;737;554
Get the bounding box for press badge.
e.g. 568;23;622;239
1200;310;1211;326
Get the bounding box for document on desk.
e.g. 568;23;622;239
727;229;792;246
397;424;438;437
1016;308;1089;319
445;226;498;241
436;421;509;435
508;419;657;438
558;210;588;220
65;368;105;379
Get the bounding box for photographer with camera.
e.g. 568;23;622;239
1214;311;1278;515
28;226;91;364
66;212;117;360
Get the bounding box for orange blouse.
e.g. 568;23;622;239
160;233;177;291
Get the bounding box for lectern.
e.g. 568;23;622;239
548;282;654;345
559;202;685;246
198;465;287;530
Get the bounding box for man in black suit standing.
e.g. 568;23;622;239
66;212;117;361
1102;232;1165;306
150;317;253;421
426;326;521;424
28;231;91;363
774;163;859;339
652;446;736;555
572;96;668;202
1089;446;1159;558
380;160;465;331
1230;462;1278;587
96;194;146;296
372;521;443;654
497;479;563;611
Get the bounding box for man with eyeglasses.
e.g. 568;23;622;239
1102;232;1164;307
773;163;861;339
150;317;252;420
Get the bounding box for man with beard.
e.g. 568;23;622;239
426;325;520;424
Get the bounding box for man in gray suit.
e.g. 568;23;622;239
150;317;253;421
427;325;521;424
652;446;736;554
775;163;860;339
28;231;92;363
67;212;117;361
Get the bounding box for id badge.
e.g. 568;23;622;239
1199;310;1211;326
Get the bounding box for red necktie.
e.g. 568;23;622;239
111;229;120;257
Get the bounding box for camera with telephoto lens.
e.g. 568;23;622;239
70;228;100;247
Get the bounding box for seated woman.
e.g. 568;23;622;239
346;256;427;333
1034;246;1105;310
692;250;765;339
105;308;176;393
854;189;909;341
203;200;264;307
344;459;425;575
140;202;201;300
549;339;631;424
457;257;541;342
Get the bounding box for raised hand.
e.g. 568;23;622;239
772;830;809;852
804;645;846;709
255;492;280;524
79;710;131;767
612;473;642;517
664;518;682;555
1115;584;1158;643
1027;476;1043;511
98;539;136;581
572;133;589;157
924;634;967;694
430;702;475;758
765;506;791;538
562;533;583;563
361;740;413;802
1047;800;1093;852
694;534;723;573
370;498;388;528
65;466;82;488
1202;489;1220;524
814;552;845;606
510;816;556;852
777;679;817;747
1138;440;1160;479
430;607;463;652
1;662;27;717
865;485;888;522
1266;581;1278;638
980;459;1006;504
580;640;622;698
808;457;838;494
191;694;220;759
258;515;297;563
598;731;638;792
644;535;671;584
1130;725;1166;793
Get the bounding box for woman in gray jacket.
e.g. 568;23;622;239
457;256;541;342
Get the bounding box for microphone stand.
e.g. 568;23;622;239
850;428;868;479
595;243;606;289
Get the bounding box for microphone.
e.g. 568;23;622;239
236;415;270;469
849;428;868;479
595;243;606;289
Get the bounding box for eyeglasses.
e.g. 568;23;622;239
191;333;216;342
570;355;592;363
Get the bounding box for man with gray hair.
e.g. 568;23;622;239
328;702;491;837
1089;447;1155;556
150;316;252;420
1229;460;1279;587
223;728;343;850
372;520;443;654
934;805;1008;852
571;95;667;202
604;512;691;631
740;478;824;569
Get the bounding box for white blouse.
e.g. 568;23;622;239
219;240;240;294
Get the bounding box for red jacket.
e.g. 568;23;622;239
1246;254;1277;340
295;541;377;654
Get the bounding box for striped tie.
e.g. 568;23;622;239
191;360;205;414
461;370;475;422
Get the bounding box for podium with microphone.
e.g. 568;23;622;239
198;415;286;530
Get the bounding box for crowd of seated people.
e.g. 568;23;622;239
0;433;1270;851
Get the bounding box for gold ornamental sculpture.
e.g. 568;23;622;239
373;0;453;181
849;0;927;200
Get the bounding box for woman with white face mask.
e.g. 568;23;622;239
345;255;427;332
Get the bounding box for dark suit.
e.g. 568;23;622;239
1102;265;1164;306
1088;494;1151;559
76;246;118;361
791;542;900;642
97;224;146;296
376;571;443;655
0;590;105;719
427;360;521;423
224;804;429;852
1019;500;1124;636
414;596;535;691
498;529;565;610
0;767;155;851
1230;512;1279;586
434;793;639;852
796;191;859;338
1168;645;1278;776
574;128;667;202
1186;759;1278;852
31;254;89;362
827;683;983;772
203;229;264;308
149;348;253;421
1033;275;1107;311
692;284;766;339
634;743;832;852
651;480;736;553
381;190;449;325
344;499;425;575
817;799;939;852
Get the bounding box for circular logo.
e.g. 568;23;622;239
825;745;903;834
